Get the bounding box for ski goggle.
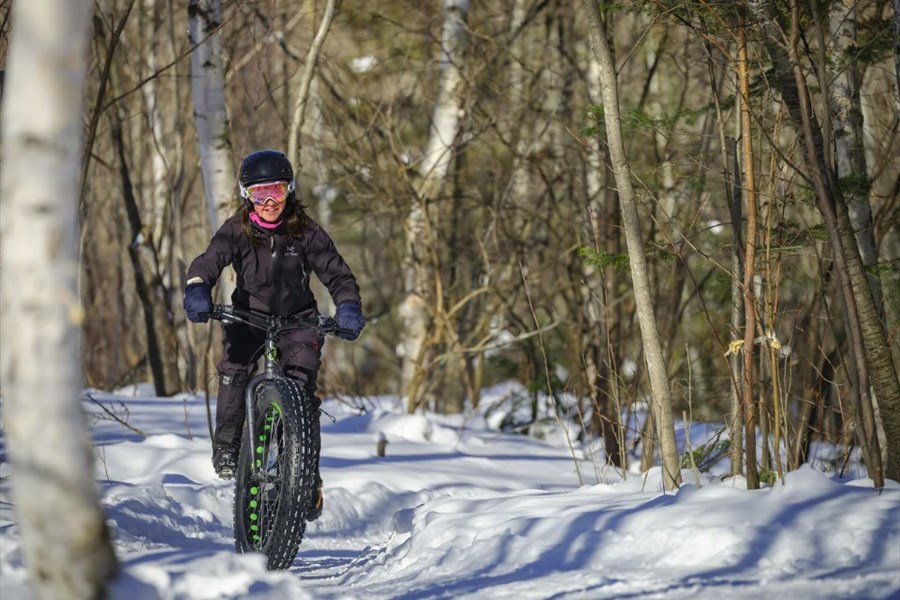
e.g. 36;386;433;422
241;180;293;205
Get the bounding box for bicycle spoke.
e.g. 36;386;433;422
246;405;286;549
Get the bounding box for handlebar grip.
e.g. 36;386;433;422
332;326;359;339
315;315;352;337
195;305;227;323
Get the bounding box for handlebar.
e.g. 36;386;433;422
201;304;354;339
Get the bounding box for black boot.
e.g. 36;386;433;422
214;373;249;445
212;372;248;479
212;445;238;479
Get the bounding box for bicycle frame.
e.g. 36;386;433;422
206;304;347;480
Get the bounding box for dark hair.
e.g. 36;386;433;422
237;194;311;245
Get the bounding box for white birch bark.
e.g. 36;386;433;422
400;0;470;410
583;0;681;490
189;0;235;299
143;0;173;283
829;1;879;298
507;0;532;204
0;1;118;596
586;58;605;205
417;0;470;187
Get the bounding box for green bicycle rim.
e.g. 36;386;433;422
247;401;283;548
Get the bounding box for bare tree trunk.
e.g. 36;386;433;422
507;0;537;215
749;0;897;484
585;52;626;469
289;0;339;379
112;113;183;396
158;0;194;388
584;1;681;491
827;0;889;467
737;13;760;489
189;0;236;297
727;135;746;475
287;0;338;173
703;37;745;475
79;1;134;209
401;0;470;411
142;0;175;289
828;1;881;311
93;13;183;397
0;1;118;597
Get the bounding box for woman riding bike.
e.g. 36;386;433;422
183;149;365;521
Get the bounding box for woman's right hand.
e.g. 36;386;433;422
184;283;212;323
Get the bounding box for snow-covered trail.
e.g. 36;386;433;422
1;387;898;599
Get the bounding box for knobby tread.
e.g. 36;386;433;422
233;378;319;570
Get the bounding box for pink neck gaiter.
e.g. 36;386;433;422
250;211;284;230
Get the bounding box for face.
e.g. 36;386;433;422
253;197;286;222
246;180;290;222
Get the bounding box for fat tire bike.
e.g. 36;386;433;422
205;304;352;570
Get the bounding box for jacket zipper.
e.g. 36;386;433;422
270;232;281;314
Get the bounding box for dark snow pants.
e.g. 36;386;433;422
214;318;323;450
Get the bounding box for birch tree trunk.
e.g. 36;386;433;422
828;1;880;307
143;0;172;283
401;0;470;411
189;0;236;299
0;1;118;596
507;0;536;213
583;0;681;491
828;0;888;468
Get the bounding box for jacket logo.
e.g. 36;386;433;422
285;245;299;257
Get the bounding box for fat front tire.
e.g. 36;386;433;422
233;378;320;570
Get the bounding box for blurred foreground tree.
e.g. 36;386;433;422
0;0;118;596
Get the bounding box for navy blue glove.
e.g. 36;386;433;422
334;302;365;340
184;283;212;323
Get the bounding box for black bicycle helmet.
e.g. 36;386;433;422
239;149;295;203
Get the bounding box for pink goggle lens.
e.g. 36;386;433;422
245;181;290;205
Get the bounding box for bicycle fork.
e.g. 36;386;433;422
243;335;282;480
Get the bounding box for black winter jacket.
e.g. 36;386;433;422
186;214;361;316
